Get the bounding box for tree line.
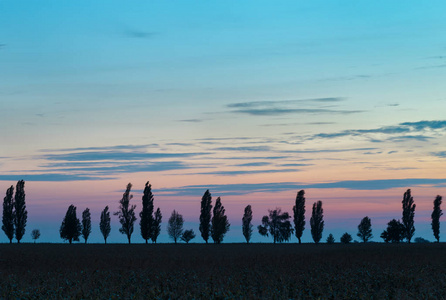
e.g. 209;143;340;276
2;180;444;244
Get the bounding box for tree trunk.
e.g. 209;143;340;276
69;239;72;244
298;237;301;244
128;236;131;244
145;239;148;244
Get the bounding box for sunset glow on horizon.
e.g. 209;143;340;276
1;1;445;243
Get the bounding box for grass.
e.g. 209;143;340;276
1;243;446;299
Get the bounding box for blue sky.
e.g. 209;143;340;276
1;1;446;243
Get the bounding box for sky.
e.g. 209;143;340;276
1;0;446;243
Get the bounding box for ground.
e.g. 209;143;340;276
1;243;445;299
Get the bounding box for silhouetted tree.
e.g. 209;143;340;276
402;189;416;243
258;208;293;243
14;180;27;243
357;216;373;243
310;201;324;244
326;233;335;244
381;219;405;243
31;229;40;243
414;237;430;243
139;181;154;244
60;205;81;244
199;189;212;243
81;208;91;244
167;210;184;243
211;197;230;244
242;205;253;243
293;190;306;244
431;195;443;242
2;185;14;243
114;183;137;244
151;208;162;243
340;232;352;244
100;206;111;244
181;229;196;243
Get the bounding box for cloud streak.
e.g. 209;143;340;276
159;178;446;196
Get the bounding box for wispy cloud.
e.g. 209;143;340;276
124;29;156;39
159;178;446;196
194;169;299;176
178;119;203;123
213;146;271;152
227;97;360;116
311;120;446;141
281;147;378;154
431;151;446;158
233;162;272;167
227;98;344;108
232;108;361;116
39;144;158;152
0;174;110;182
39;151;210;161
40;161;192;175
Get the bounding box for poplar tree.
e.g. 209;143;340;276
357;216;373;243
114;183;137;244
211;197;230;244
167;210;184;243
2;186;14;243
242;205;253;243
100;206;111;244
199;189;212;243
140;181;154;243
81;208;91;243
310;201;324;244
431;195;443;242
14;180;27;243
402;189;416;243
60;205;81;244
151;207;162;243
293;190;306;244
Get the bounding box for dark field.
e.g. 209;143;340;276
1;243;446;299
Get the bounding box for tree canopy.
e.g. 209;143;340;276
258;208;293;243
60;205;81;244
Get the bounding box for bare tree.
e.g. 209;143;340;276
31;229;40;243
167;210;184;243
